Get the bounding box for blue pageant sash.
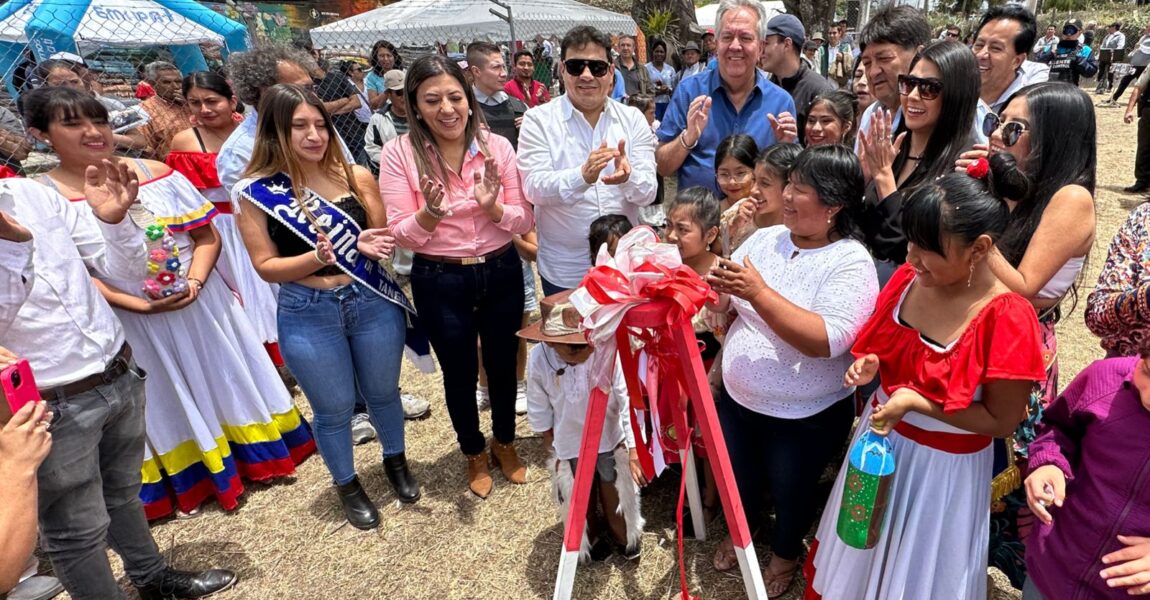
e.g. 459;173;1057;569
240;173;434;372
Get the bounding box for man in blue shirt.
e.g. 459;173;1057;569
655;0;795;194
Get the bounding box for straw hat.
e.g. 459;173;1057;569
516;290;587;344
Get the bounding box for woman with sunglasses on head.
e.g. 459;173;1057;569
234;84;420;530
973;82;1097;583
165;73;284;369
23;86;315;520
857;40;980;286
380;55;534;499
804;168;1046;600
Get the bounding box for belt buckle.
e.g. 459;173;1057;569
461;256;485;266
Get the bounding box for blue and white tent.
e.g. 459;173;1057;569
0;0;248;96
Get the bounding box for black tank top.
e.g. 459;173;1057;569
269;193;367;277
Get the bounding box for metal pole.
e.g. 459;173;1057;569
489;0;516;50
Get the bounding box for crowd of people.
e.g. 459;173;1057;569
1;1;1149;599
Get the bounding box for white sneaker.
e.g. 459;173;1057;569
515;380;528;415
401;393;431;420
351;412;377;445
477;386;490;411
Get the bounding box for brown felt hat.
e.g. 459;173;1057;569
516;290;587;344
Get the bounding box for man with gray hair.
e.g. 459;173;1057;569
138;60;189;160
655;0;795;195
216;46;317;194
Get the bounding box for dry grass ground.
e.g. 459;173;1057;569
64;103;1141;600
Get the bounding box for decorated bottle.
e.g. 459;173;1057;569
133;206;187;300
836;430;896;549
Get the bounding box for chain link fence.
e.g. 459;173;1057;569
0;0;636;175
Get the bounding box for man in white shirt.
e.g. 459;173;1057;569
0;173;236;600
1096;22;1127;95
1034;25;1059;55
518;25;658;294
971;5;1041;144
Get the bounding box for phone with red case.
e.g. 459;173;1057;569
1;359;40;423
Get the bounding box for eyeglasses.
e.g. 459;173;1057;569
717;170;753;184
564;58;611;77
897;74;943;101
982;112;1030;147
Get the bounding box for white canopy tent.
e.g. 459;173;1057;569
310;0;637;53
693;1;785;30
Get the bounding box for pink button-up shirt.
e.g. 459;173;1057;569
381;132;533;257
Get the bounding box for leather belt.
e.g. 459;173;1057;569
415;242;512;266
42;344;133;400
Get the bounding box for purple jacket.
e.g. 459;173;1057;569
1025;356;1150;600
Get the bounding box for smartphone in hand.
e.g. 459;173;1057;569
1;359;40;424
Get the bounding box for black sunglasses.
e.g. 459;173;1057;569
982;112;1030;147
564;58;611;77
897;74;943;101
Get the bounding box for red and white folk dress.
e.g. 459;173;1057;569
166;129;284;365
804;263;1045;600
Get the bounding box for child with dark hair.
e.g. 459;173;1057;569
521;289;644;563
587;214;633;260
806;166;1046;600
722;143;803;255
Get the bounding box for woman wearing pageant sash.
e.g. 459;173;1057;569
379;55;535;499
22;86;315;520
234;84;419;530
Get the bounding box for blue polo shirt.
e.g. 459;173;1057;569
656;68;795;194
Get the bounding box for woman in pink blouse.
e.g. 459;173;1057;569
380;55;534;499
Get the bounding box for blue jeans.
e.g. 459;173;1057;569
37;359;167;599
277;282;406;485
410;245;523;455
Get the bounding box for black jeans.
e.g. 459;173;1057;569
410;245;524;455
1112;66;1146;102
718;388;854;561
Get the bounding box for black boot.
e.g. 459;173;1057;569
336;476;380;530
383;452;421;503
136;567;238;599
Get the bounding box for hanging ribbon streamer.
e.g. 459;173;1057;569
570;227;714;600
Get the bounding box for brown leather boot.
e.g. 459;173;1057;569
466;451;493;498
490;440;527;484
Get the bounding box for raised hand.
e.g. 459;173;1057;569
473;157;502;212
601;139;631;185
357;227;396;261
954;143;989;173
858;108;905;180
0;210;31;243
844;354;880;388
768;112;798;144
684;95;712;146
582;140;619;184
419;175;447;213
1024;464;1066;525
706;256;767;301
83;159;140;224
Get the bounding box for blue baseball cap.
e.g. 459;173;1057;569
766;14;806;48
